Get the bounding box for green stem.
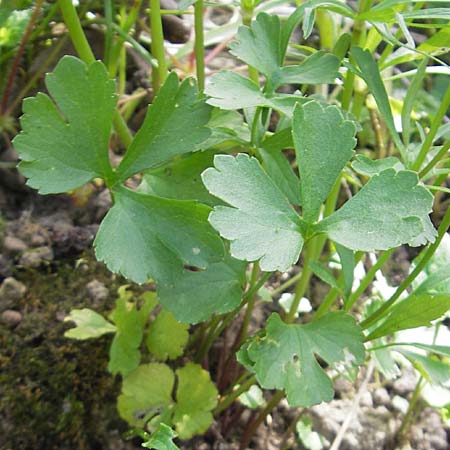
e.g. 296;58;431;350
345;249;395;312
361;206;450;330
396;377;424;444
104;0;114;65
58;0;95;63
286;240;315;323
194;0;205;94
419;140;450;179
412;83;450;171
108;0;143;76
241;0;259;84
149;0;167;92
239;264;260;343
214;375;256;415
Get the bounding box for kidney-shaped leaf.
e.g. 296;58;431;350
173;363;218;439
202;154;304;272
317;169;436;251
239;312;365;407
14;56;117;193
117;363;175;427
94;187;223;284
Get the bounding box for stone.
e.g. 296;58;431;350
86;279;109;303
3;236;28;253
373;387;391;406
392;367;418;395
0;277;27;310
1;309;22;327
19;246;54;268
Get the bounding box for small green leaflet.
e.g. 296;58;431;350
142;424;179;450
293;101;357;223
317;169;436;251
13;56;117;193
108;292;157;376
64;308;116;339
238;312;365;407
229;13;340;89
173;363;218;439
146;310;189;361
118;363;217;439
202;154;304;272
94;186;223;284
366;293;450;341
115;72;211;182
157;256;246;324
117;363;175;427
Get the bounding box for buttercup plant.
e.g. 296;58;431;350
10;0;450;448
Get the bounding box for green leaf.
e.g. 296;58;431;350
173;363;218;439
296;417;325;450
146;310;189;360
117;363;174;427
14;56;117;193
64;308;116;339
293;100;357;222
142;423;180;450
351;155;405;176
202;154;304;272
229;13;340;89
317;169;436;251
229;13;282;81
94;187;223;284
309;261;339;289
259;129;300;206
139;150;222;207
277;51;340;86
205;71;309;114
115;73;211;182
366;294;450;341
412;233;450;296
157;255;246;324
240;312;365;407
0;8;32;48
398;349;450;387
108;293;155;376
335;243;354;299
238;385;265;409
350;47;403;152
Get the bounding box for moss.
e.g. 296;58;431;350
0;254;130;450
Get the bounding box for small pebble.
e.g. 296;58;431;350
86;279;109;302
0;277;27;310
3;236;28;253
392;395;409;414
373;387;391;406
1;309;23;327
392;367;418;395
19;246;54;268
359;390;373;408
